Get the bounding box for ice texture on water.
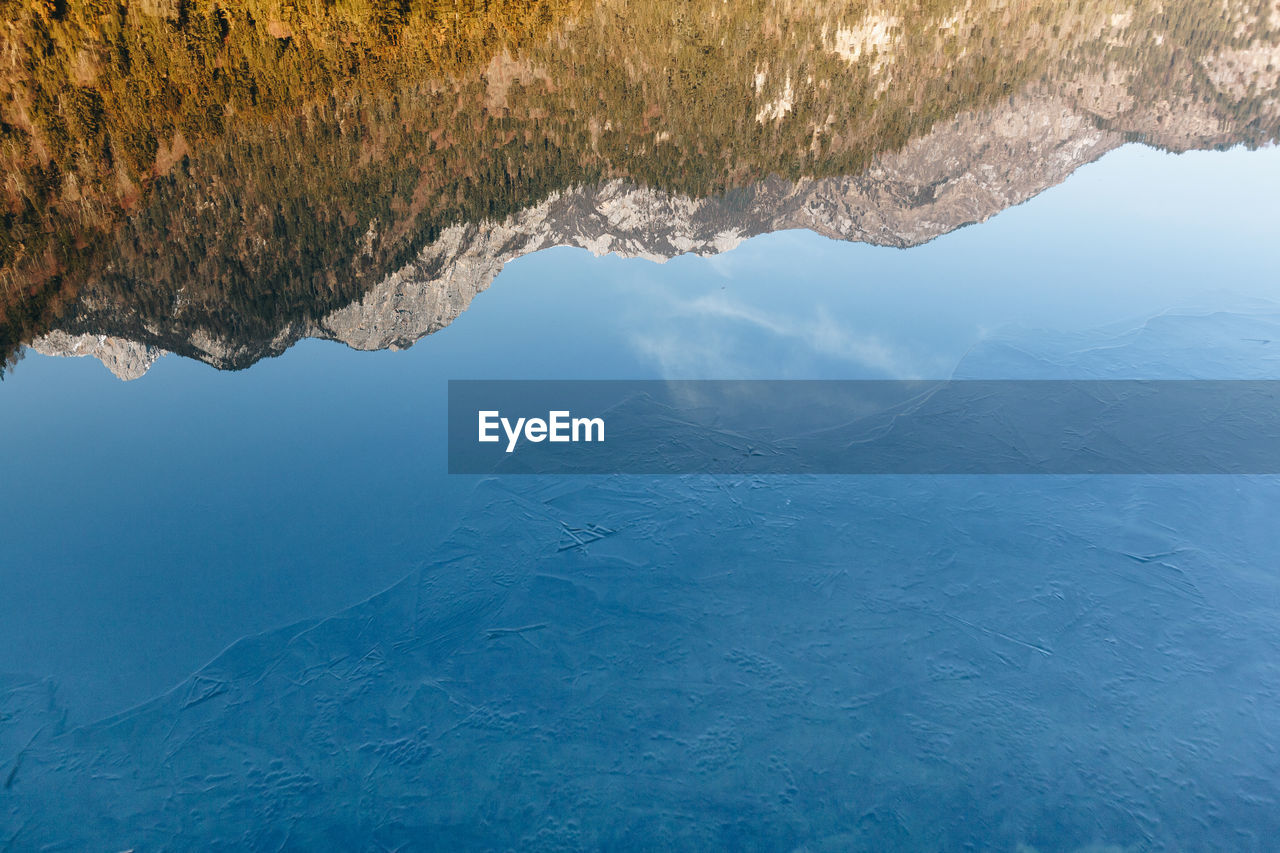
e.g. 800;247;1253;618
955;305;1280;379
3;471;1280;851
5;312;1280;850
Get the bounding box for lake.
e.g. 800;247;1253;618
2;2;1280;850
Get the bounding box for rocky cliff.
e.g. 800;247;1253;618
24;83;1198;374
28;331;166;380
10;0;1279;379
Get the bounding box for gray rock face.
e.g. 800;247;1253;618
267;92;1122;357
231;92;1124;364
28;331;167;380
23;84;1255;376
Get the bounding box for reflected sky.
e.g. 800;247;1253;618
451;144;1280;380
2;142;1278;724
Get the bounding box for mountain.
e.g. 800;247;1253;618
8;0;1280;375
25;81;1258;375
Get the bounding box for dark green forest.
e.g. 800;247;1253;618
3;0;1278;372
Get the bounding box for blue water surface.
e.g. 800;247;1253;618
2;144;1280;850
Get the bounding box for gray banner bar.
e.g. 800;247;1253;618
448;380;1280;474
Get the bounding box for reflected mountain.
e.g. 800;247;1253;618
5;0;1279;377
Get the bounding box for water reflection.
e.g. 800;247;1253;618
4;4;1280;851
4;0;1279;375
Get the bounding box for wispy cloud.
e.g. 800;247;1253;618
631;289;947;378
